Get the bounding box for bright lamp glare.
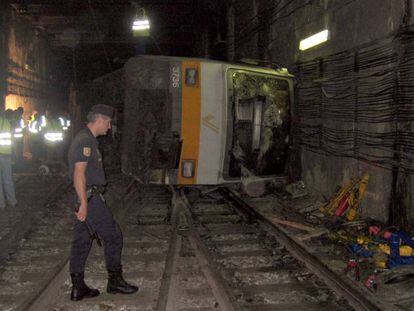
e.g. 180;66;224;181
132;19;150;30
133;20;149;26
299;30;329;51
133;25;149;30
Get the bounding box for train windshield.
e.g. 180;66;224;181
226;69;291;178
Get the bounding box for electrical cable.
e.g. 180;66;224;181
87;0;113;73
233;0;355;49
234;0;314;48
229;0;357;52
294;26;414;174
86;0;128;105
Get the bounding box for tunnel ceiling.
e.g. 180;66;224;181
9;0;223;81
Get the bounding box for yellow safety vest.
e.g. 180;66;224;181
58;117;70;131
0;116;12;155
44;119;63;143
14;118;25;138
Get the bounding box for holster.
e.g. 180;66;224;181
86;185;106;203
72;186;106;210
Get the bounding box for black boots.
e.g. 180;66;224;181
70;273;100;301
70;267;138;300
107;266;139;294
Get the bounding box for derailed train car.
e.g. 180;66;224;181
121;55;294;186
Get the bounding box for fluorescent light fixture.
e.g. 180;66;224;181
132;7;150;37
132;20;150;30
299;29;329;51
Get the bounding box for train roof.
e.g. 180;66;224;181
125;55;294;78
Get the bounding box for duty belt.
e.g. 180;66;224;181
86;185;106;202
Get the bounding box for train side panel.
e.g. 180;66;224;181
122;56;179;183
122;55;294;186
196;63;224;184
177;60;202;185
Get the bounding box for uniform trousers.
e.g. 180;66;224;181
0;155;17;209
69;195;123;273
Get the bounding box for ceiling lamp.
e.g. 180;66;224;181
299;29;329;51
132;8;150;37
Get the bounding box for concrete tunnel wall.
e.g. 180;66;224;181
227;0;412;223
0;2;60;115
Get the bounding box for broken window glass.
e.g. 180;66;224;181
227;70;291;177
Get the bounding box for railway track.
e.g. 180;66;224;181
0;181;397;310
27;182;173;311
0;174;68;264
175;187;367;311
0;176;72;311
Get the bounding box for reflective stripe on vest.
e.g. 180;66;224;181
40;115;47;127
59;117;70;131
44;119;63;142
29;120;39;133
44;132;63;142
14;119;24;138
0;117;12;154
0;132;12;145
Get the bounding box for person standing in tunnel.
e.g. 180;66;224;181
0;109;17;209
67;104;138;301
12;107;25;171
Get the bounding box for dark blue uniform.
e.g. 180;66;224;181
68;127;122;274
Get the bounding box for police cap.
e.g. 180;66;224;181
90;104;114;118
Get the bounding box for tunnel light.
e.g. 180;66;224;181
132;20;150;30
132;8;150;37
299;29;329;51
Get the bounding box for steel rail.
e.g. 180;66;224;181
180;189;244;311
155;187;182;311
0;179;69;265
219;187;395;311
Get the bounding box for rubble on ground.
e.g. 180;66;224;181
245;174;414;305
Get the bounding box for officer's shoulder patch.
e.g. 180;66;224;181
83;147;91;157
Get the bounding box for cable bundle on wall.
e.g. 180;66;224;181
295;26;414;174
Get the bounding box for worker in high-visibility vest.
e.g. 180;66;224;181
28;112;47;134
12;107;25;170
0;110;17;209
43;110;64;163
44;117;64;144
58;116;71;131
13;108;25;139
28;112;46;162
58;113;71;158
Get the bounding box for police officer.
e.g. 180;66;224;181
68;104;138;301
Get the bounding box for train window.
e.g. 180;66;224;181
185;68;198;86
226;70;291;178
182;160;195;178
236;100;253;121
